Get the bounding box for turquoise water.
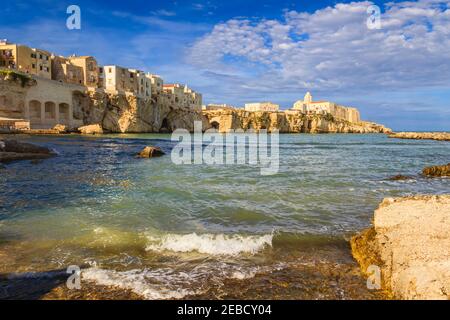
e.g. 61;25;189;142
0;134;449;299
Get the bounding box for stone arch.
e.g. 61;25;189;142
0;95;6;107
29;100;42;120
59;103;70;122
210;120;220;130
44;101;56;120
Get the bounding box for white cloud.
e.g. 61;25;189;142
187;0;450;93
151;9;177;17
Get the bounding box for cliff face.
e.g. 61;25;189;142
73;90;208;133
203;109;392;134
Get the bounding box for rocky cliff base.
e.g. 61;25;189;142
203;109;391;134
351;195;450;300
389;132;450;141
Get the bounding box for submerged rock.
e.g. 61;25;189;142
0;139;56;163
422;163;450;177
138;146;165;158
351;195;450;300
78;124;103;135
2;140;53;154
387;174;415;181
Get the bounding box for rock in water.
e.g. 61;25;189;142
138;146;165;158
351;195;450;300
3;140;53;154
0;139;56;163
423;163;450;177
389;132;450;141
387;174;415;181
78;124;103;135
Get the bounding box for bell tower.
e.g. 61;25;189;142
304;92;312;104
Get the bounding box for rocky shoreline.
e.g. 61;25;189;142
351;195;450;300
389;132;450;141
202;109;392;134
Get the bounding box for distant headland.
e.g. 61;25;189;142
0;40;390;134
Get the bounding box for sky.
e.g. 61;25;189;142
1;0;449;131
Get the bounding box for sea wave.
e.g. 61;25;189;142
145;233;273;256
82;268;196;299
81;261;278;299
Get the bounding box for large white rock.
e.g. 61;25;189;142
352;195;450;300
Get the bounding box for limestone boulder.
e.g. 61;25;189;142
351;195;450;299
53;124;68;133
138;146;165;158
78;124;103;135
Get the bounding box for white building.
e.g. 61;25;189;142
102;65;139;95
203;103;235;111
292;92;361;123
244;102;279;112
129;69;152;99
145;73;163;95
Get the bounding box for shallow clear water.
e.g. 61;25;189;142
0;133;449;299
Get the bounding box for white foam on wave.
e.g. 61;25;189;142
145;233;273;256
81;261;278;299
82;268;194;299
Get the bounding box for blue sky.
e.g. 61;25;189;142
1;0;449;131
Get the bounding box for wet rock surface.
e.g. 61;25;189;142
137;146;165;158
423;163;450;177
0;139;55;163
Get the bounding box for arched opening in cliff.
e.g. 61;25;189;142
44;102;56;120
29;100;42;121
210;121;220;130
159;118;170;133
59;103;70;122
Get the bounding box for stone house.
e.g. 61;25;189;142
0;40;52;79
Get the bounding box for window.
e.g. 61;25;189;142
130;73;134;78
108;68;112;73
32;63;36;69
40;65;43;71
39;54;43;59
